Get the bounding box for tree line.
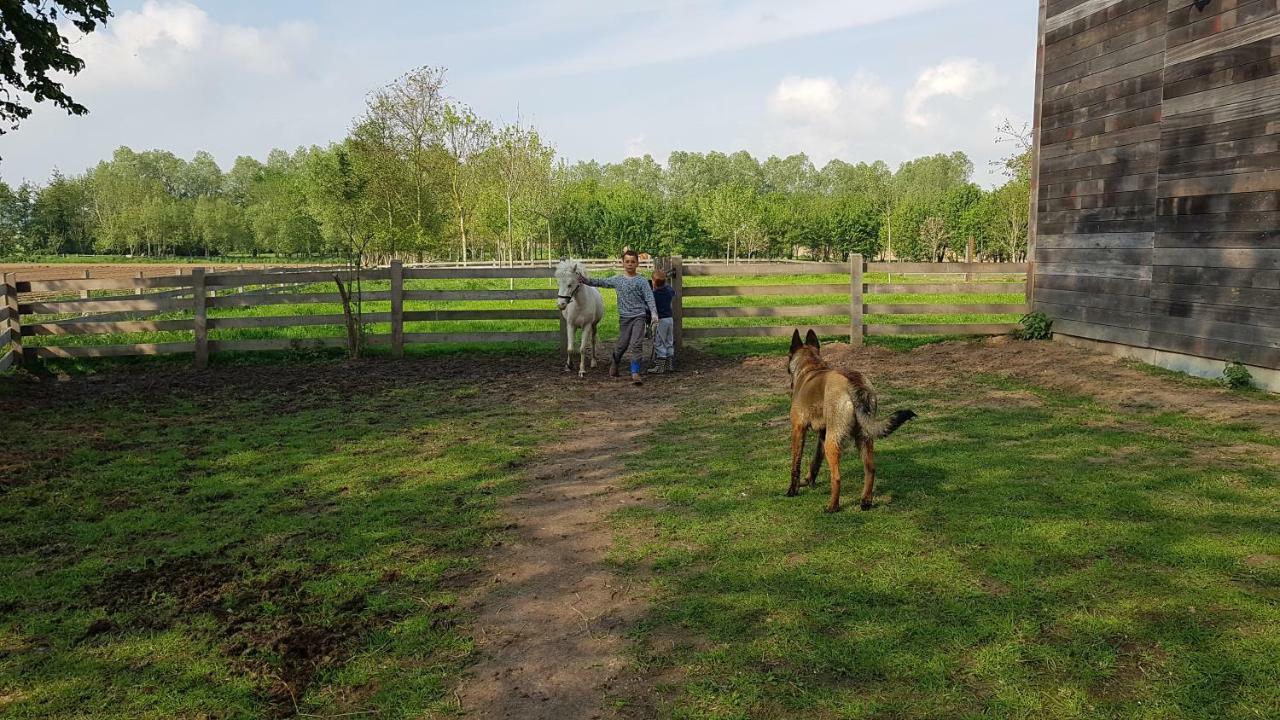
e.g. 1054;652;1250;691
0;66;1031;264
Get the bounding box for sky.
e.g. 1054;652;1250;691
0;0;1038;188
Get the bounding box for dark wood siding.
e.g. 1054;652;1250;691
1032;0;1280;370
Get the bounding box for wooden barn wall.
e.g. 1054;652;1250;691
1031;0;1280;370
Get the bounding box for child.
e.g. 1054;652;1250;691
578;249;657;385
648;270;675;374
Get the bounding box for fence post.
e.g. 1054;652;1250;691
135;270;144;296
193;267;208;369
80;269;91;299
850;254;863;348
3;273;22;367
390;260;404;358
671;256;684;357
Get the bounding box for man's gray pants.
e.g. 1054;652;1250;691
613;315;647;364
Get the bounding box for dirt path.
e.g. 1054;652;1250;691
453;401;660;718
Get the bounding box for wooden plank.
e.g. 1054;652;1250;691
1050;317;1152;345
1161;114;1278;151
1036;262;1153;279
1041;123;1161;159
1043;53;1165;104
1153;264;1280;288
1035;286;1153;313
1040;173;1157;200
865;282;1026;293
401;289;557;301
1165;36;1280;85
404;266;553;280
682;325;851;339
1147;312;1280;348
1160;150;1280;182
1046;19;1167;75
1157;211;1280;232
401;331;562;344
0;349;13;373
1044;0;1130;32
682;283;850;297
24;319;193;335
1040;157;1158;186
865;262;1022;273
1150;280;1280;307
1163;94;1280;133
29;342;196;359
21;296;190;315
1040;105;1164;147
1168;0;1279;47
2;273;20;366
1166;72;1280;117
864;323;1017;336
193;268;207;369
1153;247;1280;268
1147;330;1280;369
1159;169;1280;197
1166;52;1280;101
204;268;390;286
390;259;404;359
1046;0;1165;60
671;256;685;355
1151;297;1280;328
401;309;561;321
682;262;850;276
1155;230;1280;247
1168;15;1280;66
850;255;863;346
1034;272;1151;296
207;313;393;329
1040;140;1159;176
1159;134;1280;167
1037;218;1156;234
1035;247;1153;264
682;305;850;318
1042;86;1163;132
21;275;194;293
1036;232;1154;248
1036;300;1153;330
207;337;352;353
207;291;391;308
1044;37;1165;94
1038;205;1155;223
1038;188;1158;212
0;328;11;348
1041;70;1163;118
864;303;1028;314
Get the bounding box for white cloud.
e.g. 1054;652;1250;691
527;0;958;75
623;134;648;158
67;1;316;89
903;58;1001;128
764;70;892;163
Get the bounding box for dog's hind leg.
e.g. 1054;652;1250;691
806;429;825;488
787;424;806;497
858;438;876;511
823;436;843;513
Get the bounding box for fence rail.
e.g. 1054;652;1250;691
0;258;1030;369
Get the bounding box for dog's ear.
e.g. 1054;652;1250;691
805;329;820;349
789;329;803;354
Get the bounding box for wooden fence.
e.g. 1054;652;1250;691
0;258;1028;369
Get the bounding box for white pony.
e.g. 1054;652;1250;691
554;259;604;377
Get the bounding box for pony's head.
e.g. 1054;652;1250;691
554;258;585;311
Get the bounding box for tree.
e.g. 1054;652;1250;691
439;103;492;263
0;0;111;137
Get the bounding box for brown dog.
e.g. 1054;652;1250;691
787;329;916;512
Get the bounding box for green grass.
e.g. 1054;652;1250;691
608;370;1280;719
0;366;566;718
19;272;1026;357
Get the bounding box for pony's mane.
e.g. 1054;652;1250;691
554;259;583;280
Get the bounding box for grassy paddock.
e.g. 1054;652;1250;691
607;370;1280;718
0;367;565;718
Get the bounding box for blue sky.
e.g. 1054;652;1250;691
2;0;1037;187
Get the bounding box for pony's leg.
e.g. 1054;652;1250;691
579;324;588;377
564;320;574;372
589;322;599;367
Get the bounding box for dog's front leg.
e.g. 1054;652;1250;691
787;424;806;497
823;436;842;513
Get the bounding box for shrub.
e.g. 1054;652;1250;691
1015;311;1052;340
1221;361;1253;390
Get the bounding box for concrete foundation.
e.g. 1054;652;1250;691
1055;334;1280;394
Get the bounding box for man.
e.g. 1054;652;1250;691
579;249;658;385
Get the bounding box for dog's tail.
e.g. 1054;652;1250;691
853;384;917;439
